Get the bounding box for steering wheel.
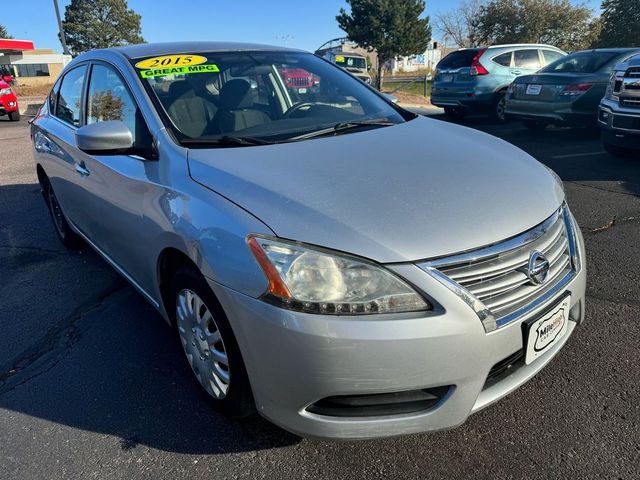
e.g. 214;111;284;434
282;102;315;119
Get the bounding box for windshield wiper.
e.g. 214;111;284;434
289;119;397;141
181;135;275;147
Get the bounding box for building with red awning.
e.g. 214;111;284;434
0;38;71;85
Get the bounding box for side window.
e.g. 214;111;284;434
48;77;62;112
514;50;541;69
492;52;512;67
87;64;138;135
56;66;87;126
542;50;564;66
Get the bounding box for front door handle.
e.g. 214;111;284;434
75;163;90;177
511;70;522;76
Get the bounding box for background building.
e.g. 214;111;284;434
388;42;447;73
0;39;71;85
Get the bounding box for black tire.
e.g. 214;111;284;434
444;107;466;120
170;266;255;418
8;110;20;121
491;92;508;123
44;180;83;248
523;120;549;131
603;140;633;157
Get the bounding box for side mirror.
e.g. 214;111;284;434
382;92;399;104
76;120;134;154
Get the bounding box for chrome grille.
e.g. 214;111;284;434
621;98;640;108
625;67;640;77
418;207;578;332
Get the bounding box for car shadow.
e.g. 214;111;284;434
431;114;640;198
0;183;301;454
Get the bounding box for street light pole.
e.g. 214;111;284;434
53;0;70;55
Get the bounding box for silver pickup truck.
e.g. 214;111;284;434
598;54;640;156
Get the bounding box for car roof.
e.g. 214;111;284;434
107;41;306;60
571;48;640;54
486;44;562;49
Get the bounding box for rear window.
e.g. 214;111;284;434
437;49;482;70
541;51;619;74
492;52;512;67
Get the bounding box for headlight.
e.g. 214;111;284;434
605;71;620;101
247;235;430;315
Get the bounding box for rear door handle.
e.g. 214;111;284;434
511;70;522;76
75;162;90;177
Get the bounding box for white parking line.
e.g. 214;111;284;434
552;151;606;159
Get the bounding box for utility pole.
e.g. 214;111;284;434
53;0;70;55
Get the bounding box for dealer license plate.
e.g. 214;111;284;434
526;84;543;95
441;74;454;83
524;295;570;365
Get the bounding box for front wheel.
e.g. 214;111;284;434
8;110;20;121
171;267;255;417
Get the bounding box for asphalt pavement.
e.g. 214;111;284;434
0;113;638;479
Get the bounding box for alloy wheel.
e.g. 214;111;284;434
176;289;231;399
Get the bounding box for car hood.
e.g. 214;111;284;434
188;116;564;263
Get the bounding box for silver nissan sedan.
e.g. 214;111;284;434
30;42;586;440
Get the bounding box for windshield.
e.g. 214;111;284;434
133;51;406;145
540;51;619;74
334;55;367;70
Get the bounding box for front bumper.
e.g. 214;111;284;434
0;96;18;115
598;102;640;149
209;224;587;440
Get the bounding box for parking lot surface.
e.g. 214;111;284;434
1;113;638;479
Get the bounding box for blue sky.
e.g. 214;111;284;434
6;0;602;53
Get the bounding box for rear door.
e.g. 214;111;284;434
34;64;91;232
512;49;542;78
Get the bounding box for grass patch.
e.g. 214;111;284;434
13;83;54;97
382;81;432;98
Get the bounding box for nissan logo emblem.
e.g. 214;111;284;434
524;251;551;285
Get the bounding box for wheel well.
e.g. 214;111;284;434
36;164;48;190
157;248;200;323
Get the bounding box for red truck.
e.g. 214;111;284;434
0;80;20;121
279;67;320;89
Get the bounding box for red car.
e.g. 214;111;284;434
0;80;19;121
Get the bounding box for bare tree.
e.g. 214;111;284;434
435;0;484;48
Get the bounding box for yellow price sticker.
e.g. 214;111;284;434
135;54;208;70
335;55;345;62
